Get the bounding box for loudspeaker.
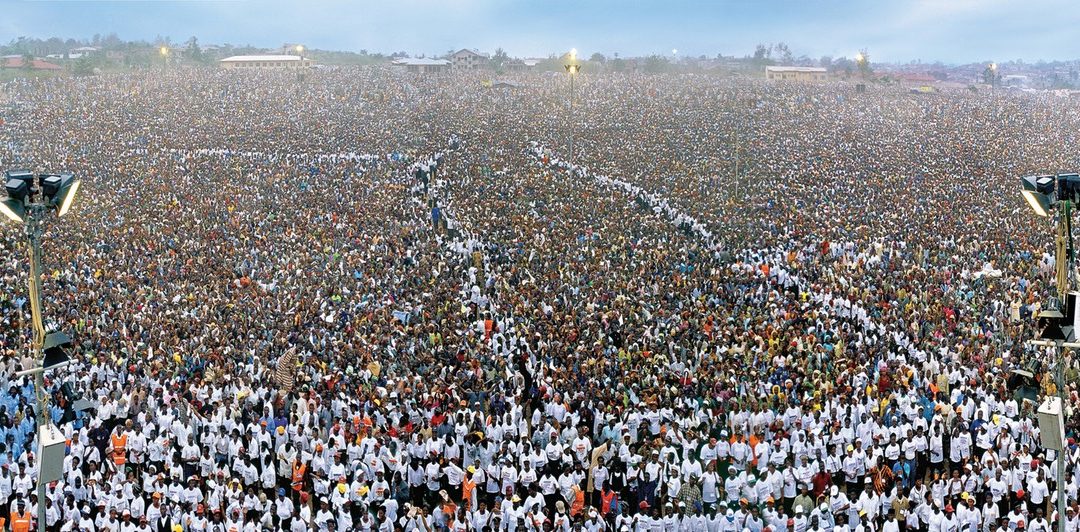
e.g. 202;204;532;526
38;423;66;484
1038;396;1065;451
1008;369;1039;404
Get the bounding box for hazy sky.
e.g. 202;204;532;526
1;0;1078;64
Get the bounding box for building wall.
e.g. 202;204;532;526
404;64;450;74
452;52;485;70
766;70;826;81
221;59;309;70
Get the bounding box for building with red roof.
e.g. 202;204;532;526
1;56;63;71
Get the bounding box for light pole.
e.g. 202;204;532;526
295;44;307;82
854;50;868;79
990;62;998;91
1020;173;1076;532
0;170;81;532
159;46;169;69
564;48;581;168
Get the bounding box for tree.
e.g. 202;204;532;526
643;55;670;73
819;56;833;69
752;44;769;65
185;36;205;64
72;55;94;76
982;65;997;86
102;33;122;49
611;54;626;72
490;47;509;70
21;52;33;71
833;57;855;76
774;42;793;65
589;52;605;64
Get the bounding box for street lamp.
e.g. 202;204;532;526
1019;172;1080;532
0;169;80;532
159;46;169;69
990;62;999;91
294;44;307;81
564;49;581;167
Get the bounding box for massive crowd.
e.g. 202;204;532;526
0;65;1075;532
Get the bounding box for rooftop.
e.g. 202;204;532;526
1;57;63;70
453;49;489;58
394;58;451;66
765;66;827;73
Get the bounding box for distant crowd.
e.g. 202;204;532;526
0;66;1074;532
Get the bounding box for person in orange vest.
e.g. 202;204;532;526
109;426;128;471
290;458;307;501
9;499;31;532
461;468;477;512
600;483;619;520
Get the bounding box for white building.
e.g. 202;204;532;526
451;49;488;70
219;55;311;70
765;66;828;81
392;58;452;74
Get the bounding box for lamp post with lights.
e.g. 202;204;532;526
295;44;307;81
1019;173;1078;532
0;170;81;532
564;49;581;168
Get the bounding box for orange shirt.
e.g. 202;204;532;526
570;486;585;516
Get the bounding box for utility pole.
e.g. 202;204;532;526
27;205;47;532
569;71;575;166
1041;200;1072;532
1055;202;1069;532
0;170;81;532
564;49;580;169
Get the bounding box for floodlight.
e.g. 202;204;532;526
4;170;33;183
5;179;28;201
1038;308;1073;342
55;179;81;217
39;174;62;199
43;331;71;369
0;199;25;223
1021;174;1055;217
1058;173;1080;203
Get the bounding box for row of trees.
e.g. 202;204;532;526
751;42;873;76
